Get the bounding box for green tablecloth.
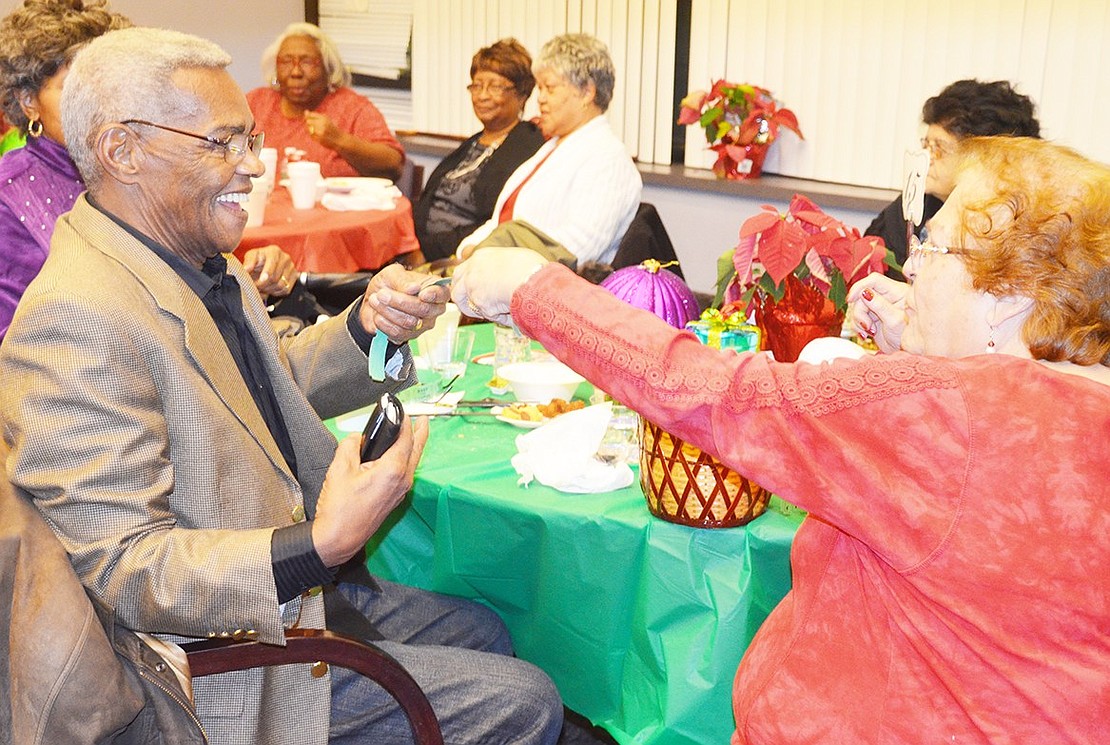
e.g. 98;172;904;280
327;323;801;745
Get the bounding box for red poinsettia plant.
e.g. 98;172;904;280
719;194;889;317
678;81;803;177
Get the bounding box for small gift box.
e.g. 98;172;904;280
685;309;761;353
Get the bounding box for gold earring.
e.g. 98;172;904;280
27;118;43;138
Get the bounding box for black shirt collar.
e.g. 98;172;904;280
88;195;219;299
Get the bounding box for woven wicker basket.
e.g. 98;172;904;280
639;418;769;528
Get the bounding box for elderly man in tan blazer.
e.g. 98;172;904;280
0;27;562;745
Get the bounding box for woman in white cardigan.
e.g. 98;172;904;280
458;33;641;266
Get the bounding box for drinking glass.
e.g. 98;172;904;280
430;328;474;379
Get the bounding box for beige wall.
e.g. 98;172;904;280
0;0;303;94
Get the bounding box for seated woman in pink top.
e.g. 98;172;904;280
451;135;1109;743
248;23;404;181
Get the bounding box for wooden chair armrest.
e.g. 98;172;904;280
182;628;442;744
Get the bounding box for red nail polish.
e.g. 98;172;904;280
862;288;874;301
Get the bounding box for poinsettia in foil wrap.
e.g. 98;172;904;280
678;81;803;179
717;194;891;361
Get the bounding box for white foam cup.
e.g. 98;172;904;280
287;160;321;209
244;176;268;227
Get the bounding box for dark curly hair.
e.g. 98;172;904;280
0;0;130;131
922;79;1040;139
471;38;535;100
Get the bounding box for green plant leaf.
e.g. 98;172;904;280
757;272;784;303
699;105;722;128
828;271;848;314
714;248;736;307
883;247;903;273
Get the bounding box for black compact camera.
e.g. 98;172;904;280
359;392;403;462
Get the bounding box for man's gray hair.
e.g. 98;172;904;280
534;33;616;112
61;27;232;188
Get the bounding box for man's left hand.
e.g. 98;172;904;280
359;264;449;343
242;245;296;298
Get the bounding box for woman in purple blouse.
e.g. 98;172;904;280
0;0;298;342
0;0;128;341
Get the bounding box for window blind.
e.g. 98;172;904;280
410;0;678;165
320;0;412;80
373;0;1108;188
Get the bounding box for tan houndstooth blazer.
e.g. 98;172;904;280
0;195;408;744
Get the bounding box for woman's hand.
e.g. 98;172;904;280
358;264;450;343
451;247;548;327
311;417;428;568
241;245;296;298
847;273;909;354
303;110;341;149
303;110;403;180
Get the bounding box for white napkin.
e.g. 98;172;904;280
511;402;635;493
321;184;402;211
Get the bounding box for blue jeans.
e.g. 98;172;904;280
329;579;563;744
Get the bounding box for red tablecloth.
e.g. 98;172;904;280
235;188;419;273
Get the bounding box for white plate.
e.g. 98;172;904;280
492;405;547;429
472;352;495;366
325;177;393;193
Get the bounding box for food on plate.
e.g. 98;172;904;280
501;403;544;422
500;398;585;423
537;398;585;418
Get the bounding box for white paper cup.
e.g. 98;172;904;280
287;160;321;209
244;176;268;227
259;147;278;195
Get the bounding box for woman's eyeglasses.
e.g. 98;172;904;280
466;82;515;97
907;232;971;263
920;137;956;159
122;120;265;165
276;55;322;72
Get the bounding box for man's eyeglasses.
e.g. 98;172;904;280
466;81;516;97
122;120;265;164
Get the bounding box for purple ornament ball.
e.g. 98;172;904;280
599;260;700;328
